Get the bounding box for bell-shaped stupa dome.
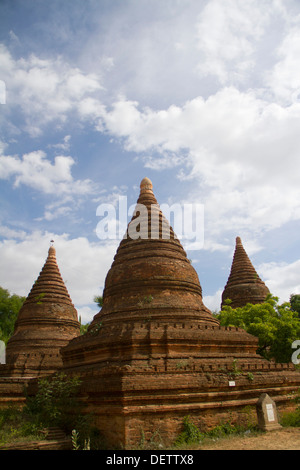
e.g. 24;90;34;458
89;177;217;329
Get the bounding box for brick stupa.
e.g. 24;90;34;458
5;244;80;377
62;179;300;448
221;236;270;309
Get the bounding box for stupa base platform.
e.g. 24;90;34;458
62;321;300;448
65;362;299;448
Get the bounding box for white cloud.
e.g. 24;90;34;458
2;0;300;313
0;44;103;136
49;135;71;152
0;231;119;324
196;0;271;84
94;86;300;242
0;225;26;240
267;27;300;104
258;259;300;303
204;288;223;313
0;149;95;196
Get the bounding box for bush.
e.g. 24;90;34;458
174;415;258;447
0;406;44;445
281;409;300;427
216;295;300;363
280;388;300;427
24;372;84;433
174;416;204;446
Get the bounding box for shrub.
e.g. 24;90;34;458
280;388;300;427
24;372;83;432
175;414;258;447
174;416;204;445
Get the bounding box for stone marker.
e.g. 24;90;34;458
256;393;282;431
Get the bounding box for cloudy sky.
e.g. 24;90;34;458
1;0;300;323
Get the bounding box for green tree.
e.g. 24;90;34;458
24;372;83;432
79;315;89;335
290;294;300;317
0;287;25;344
93;295;103;308
216;294;300;363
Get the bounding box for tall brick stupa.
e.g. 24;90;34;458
5;243;80;376
62;179;300;448
221;236;270;309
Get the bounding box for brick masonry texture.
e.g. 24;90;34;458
0;178;299;448
221;236;270;309
60;178;300;448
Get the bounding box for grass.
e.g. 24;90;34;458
0;406;45;446
280;408;300;427
172;415;261;449
1;388;300;450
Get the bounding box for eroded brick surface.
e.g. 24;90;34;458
221;236;270;309
5;245;80;377
61;179;300;448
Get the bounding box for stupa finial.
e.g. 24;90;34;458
140;177;153;192
48;239;56;256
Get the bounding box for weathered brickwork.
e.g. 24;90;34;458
61;178;300;448
0;178;299;448
5;245;80;377
221;236;270;309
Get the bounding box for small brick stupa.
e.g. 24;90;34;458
62;179;300;448
5;243;80;377
221;236;270;309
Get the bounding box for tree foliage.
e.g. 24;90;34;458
24;372;83;432
93;295;103;308
215;294;300;363
0;287;25;344
290;294;300;317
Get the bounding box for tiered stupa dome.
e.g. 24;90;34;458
221;236;270;309
61;179;300;449
89;177;217;329
6;244;80;376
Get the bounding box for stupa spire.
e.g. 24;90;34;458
221;236;270;309
140;176;153;192
6;243;80;376
61;179;300;450
89;177;216;328
23;242;74;307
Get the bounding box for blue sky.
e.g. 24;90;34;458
1;0;300;323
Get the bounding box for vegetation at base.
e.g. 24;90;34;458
0;372;106;449
215;294;300;363
0;406;45;446
24;372;85;433
174;414;259;447
281;409;300;427
0;287;25;344
280;388;300;427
